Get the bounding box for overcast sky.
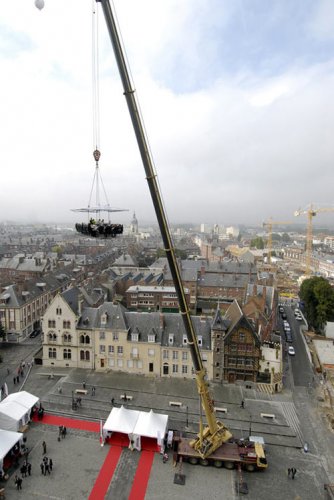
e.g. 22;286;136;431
1;0;334;228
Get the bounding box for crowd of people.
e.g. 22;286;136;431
75;219;123;238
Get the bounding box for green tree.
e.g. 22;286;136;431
250;237;264;249
299;276;334;333
281;233;291;243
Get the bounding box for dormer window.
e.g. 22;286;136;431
101;312;108;325
168;334;174;345
183;335;187;346
148;334;156;343
131;333;139;342
197;335;203;347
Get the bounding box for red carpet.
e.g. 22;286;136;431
88;446;122;500
32;413;99;432
128;450;155;500
32;413;157;499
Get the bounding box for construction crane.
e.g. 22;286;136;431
263;218;293;264
35;0;267;471
294;204;334;276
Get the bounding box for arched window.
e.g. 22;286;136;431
80;350;90;361
48;348;56;359
63;333;72;343
48;332;57;342
63;349;71;360
80;334;90;344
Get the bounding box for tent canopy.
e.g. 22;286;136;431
4;391;39;409
103;407;168;443
0;429;23;470
133;409;168;439
103;406;140;434
0;390;39;431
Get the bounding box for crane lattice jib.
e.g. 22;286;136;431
96;0;226;449
294;204;334;276
263;218;292;264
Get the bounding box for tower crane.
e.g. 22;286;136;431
263;218;293;264
294;204;334;276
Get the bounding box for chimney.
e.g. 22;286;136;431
78;293;84;316
200;265;205;277
159;313;164;329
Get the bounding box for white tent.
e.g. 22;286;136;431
103;406;140;435
4;391;39;410
0;401;29;432
0;429;23;473
0;391;38;432
133;409;168;443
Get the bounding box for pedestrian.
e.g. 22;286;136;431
241;400;245;409
49;458;53;471
17;376;20;384
45;461;50;475
17;476;22;490
42;441;47;454
124;392;127;401
292;467;297;479
288;468;291;477
13;376;16;385
59;425;63;439
27;463;31;476
91;386;95;396
83;381;86;390
20;464;27;478
62;426;67;438
111;397;115;406
40;462;45;476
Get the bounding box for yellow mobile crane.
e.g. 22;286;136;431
263;218;293;264
294;204;334;276
94;0;267;470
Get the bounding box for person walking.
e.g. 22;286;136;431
13;376;16;385
27;463;31;476
62;426;67;438
42;441;47;455
111;397;114;406
49;458;53;472
291;467;297;479
83;381;86;390
40;462;45;475
45;461;50;475
91;386;95;396
288;468;291;477
241;400;245;409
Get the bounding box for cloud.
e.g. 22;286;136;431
1;0;334;228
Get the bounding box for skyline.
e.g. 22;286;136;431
1;1;334;226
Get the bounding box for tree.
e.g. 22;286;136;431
281;233;291;243
250;237;264;249
299;276;334;333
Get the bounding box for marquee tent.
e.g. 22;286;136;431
103;406;168;450
4;391;39;410
0;429;23;473
0;391;39;431
133;409;168;443
103;406;140;435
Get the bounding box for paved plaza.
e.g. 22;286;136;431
0;341;333;499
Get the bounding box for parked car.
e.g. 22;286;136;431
29;329;41;338
288;346;295;355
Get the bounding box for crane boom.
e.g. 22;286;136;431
96;0;231;457
295;204;334;276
